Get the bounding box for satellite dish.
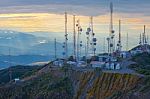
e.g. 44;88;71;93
112;30;115;33
92;33;95;36
110;43;113;47
86;32;89;35
87;28;91;32
93;38;97;42
80;28;82;32
107;37;110;41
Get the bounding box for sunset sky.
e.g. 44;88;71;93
0;0;149;50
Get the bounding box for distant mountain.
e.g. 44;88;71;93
0;30;75;69
0;55;53;69
130;44;150;51
0;30;50;55
0;30;75;56
28;41;65;55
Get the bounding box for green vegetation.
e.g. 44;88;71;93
0;73;73;99
0;65;41;85
129;52;150;75
129;52;150;94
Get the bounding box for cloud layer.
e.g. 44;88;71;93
0;0;149;16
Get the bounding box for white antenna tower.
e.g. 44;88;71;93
117;20;122;52
76;19;82;62
126;32;129;51
90;16;97;56
9;48;12;82
64;12;68;59
73;15;76;60
54;38;57;59
109;2;115;55
103;37;106;53
139;33;142;45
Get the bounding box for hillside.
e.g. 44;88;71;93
129;52;150;75
0;65;42;85
0;63;150;99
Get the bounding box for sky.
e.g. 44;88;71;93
0;0;149;51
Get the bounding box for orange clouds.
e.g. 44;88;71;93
0;13;149;33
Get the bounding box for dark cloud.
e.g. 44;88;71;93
0;0;149;16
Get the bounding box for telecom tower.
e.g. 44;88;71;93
116;20;122;52
90;17;97;56
86;17;97;57
76;19;82;62
73;15;76;60
54;38;57;59
109;2;115;56
143;25;148;51
139;33;142;45
9;48;12;82
126;33;129;51
63;12;68;60
86;19;91;58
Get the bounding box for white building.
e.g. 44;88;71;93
98;55;110;62
53;59;64;67
90;61;105;68
67;61;76;66
105;62;121;70
120;51;129;58
77;61;86;67
14;78;20;83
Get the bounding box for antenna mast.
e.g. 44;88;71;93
76;19;82;62
109;2;115;55
117;20;122;52
64;12;68;59
103;37;106;53
139;33;142;45
90;16;97;56
54;38;57;59
73;15;76;60
126;33;129;51
9;48;12;82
